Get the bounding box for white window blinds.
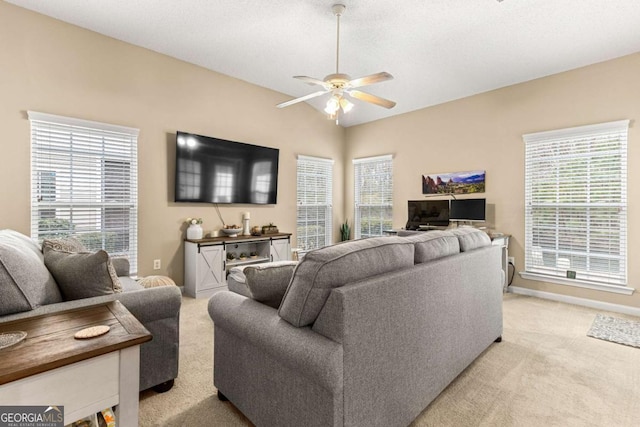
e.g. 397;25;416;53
29;111;139;273
523;120;628;286
353;155;393;239
297;155;333;252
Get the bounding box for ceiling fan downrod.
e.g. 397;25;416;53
332;4;346;75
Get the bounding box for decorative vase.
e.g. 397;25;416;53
187;224;203;240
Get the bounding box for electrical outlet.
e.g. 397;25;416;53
508;256;515;265
153;259;161;270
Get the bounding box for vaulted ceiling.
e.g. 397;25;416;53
7;0;640;127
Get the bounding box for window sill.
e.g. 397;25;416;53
519;271;634;295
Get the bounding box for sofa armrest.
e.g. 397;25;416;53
111;257;130;277
115;286;181;323
208;291;343;392
0;286;181;325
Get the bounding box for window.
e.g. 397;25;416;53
522;120;628;293
296;155;333;252
354;155;393;239
29;111;139;273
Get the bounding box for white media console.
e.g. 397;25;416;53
184;233;291;298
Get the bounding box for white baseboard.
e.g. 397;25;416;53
508;286;640;317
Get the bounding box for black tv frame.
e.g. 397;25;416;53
174;131;279;205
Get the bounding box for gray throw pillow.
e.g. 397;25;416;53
0;229;63;315
44;249;123;301
42;236;129;277
244;261;299;309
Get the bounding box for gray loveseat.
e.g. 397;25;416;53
209;228;503;426
0;229;181;392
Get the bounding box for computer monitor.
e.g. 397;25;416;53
449;198;486;222
406;200;450;229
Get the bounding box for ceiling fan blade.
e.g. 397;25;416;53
348;72;394;88
348;90;396;109
294;76;331;88
276;90;328;109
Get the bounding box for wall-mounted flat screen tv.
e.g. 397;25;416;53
449;198;486;222
175;131;279;204
406;200;450;229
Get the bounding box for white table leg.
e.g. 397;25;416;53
115;345;140;427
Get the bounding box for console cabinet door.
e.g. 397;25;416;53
198;245;225;290
270;238;291;262
185;242;225;298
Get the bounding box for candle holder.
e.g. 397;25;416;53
242;212;251;236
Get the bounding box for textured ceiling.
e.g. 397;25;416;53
7;0;640;127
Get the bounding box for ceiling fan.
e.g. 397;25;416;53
276;4;396;123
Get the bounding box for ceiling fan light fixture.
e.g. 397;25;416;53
277;3;395;125
324;95;341;115
339;97;354;113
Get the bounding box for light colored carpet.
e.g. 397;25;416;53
139;294;640;427
587;313;640;348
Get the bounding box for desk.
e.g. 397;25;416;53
0;301;151;426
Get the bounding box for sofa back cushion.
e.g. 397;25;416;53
403;230;460;263
0;230;63;315
451;228;491;251
278;237;415;327
44;249;123;300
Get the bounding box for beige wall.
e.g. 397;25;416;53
0;2;345;282
3;2;639;308
345;53;640;309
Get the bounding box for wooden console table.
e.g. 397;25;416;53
0;301;151;426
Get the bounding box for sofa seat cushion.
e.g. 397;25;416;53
403;230;460;263
279;237;415;327
44;249;123;301
0;230;62;315
451;228;491;251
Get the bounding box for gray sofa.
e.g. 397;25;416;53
0;229;181;392
208;228;503;426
